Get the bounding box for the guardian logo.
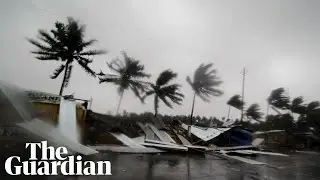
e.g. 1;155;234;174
5;141;111;176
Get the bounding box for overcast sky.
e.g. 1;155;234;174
1;0;319;119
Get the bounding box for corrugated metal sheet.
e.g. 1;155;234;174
110;132;145;148
181;123;230;142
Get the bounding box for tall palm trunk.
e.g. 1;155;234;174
188;92;196;137
227;105;231;119
154;95;159;117
59;62;70;96
116;90;124;115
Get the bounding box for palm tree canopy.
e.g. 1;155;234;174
28;17;106;81
144;69;184;108
246;103;263;121
307;101;320;113
291;96;307;114
186;63;223;102
98;51;150;100
227;95;244;110
267;88;290;110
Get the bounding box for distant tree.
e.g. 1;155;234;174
227;94;244;119
98;51;150;114
142;69;184;117
186;63;223;136
245;103;263;122
28;17;106;95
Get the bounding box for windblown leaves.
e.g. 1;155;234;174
246;103;263;122
28;17;106;87
187;63;223;102
227;95;244;110
267;88;290;110
143;69;184;116
98;52;150;101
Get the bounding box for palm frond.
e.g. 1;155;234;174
27;38;53;52
77;60;96;77
307;101;320;112
130;85;144;102
158;95;173;108
246;103;263;121
156;69;177;86
227;95;244;110
100;51;150;100
80;50;107;56
291;96;307;114
50;64;65;79
35;55;60;61
96;70;105;76
78;39;97;49
187;63;223;102
267;88;290;110
141;90;155;101
98;76;120;84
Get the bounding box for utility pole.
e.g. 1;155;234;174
240;67;247;123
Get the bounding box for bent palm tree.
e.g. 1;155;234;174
28;17;106;96
227;95;244;119
267;88;290;111
186;63;223;136
291;96;307;114
98;52;150;114
143;69;184;117
246;103;263;122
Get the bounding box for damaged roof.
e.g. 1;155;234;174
181;123;230;142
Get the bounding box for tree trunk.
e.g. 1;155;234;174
59;62;70;96
227;105;231;119
188;92;196;137
154;95;158;117
116;90;124;115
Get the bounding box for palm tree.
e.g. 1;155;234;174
28;17;106;96
291;96;307;114
227;94;244;119
246;103;263;122
306;101;320;130
142;69;184;117
186;63;223;136
267;87;290;111
98;51;150;114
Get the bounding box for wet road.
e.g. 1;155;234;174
67;152;320;180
